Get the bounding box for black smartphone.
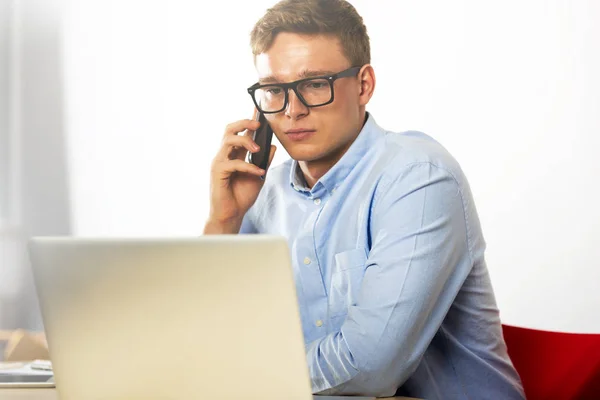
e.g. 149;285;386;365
249;112;274;172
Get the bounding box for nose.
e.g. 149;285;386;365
285;88;308;120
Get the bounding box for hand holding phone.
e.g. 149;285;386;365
248;112;274;174
203;112;276;234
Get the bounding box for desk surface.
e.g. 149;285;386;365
0;388;418;399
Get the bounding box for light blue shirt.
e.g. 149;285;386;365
240;113;525;399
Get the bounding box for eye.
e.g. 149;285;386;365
308;82;327;89
299;80;329;91
264;87;283;95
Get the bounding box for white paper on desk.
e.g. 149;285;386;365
0;361;53;376
0;365;54;388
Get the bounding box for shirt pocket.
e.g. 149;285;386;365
328;247;368;318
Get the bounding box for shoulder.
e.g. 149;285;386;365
368;129;485;260
374;130;469;192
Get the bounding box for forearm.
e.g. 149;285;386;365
306;331;398;397
306;309;423;397
204;209;259;235
203;217;243;234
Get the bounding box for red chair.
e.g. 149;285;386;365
502;324;600;399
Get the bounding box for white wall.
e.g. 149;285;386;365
62;0;269;237
61;1;600;333
0;0;15;333
0;0;71;331
0;0;10;222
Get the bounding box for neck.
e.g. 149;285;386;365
299;112;367;188
298;156;343;189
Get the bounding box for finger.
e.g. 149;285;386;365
244;108;260;138
218;135;260;161
218;159;265;177
223;119;261;138
224;135;260;154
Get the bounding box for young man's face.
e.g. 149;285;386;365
254;33;369;164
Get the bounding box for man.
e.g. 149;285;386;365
204;0;525;398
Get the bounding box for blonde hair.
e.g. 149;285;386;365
250;0;370;67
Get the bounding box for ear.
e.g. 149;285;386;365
358;64;376;106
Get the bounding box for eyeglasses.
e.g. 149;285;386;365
247;66;361;114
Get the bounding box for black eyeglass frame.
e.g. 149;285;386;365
247;66;362;114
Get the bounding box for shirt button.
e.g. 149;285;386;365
331;187;337;193
315;320;323;327
313;198;321;205
303;257;311;265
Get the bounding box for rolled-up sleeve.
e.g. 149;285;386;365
308;161;475;396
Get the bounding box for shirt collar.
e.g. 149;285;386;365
289;112;385;195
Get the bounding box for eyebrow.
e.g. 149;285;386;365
259;69;337;84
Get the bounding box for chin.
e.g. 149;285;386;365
284;145;326;162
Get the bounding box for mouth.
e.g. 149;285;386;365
284;129;316;142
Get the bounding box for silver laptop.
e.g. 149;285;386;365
28;236;375;400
